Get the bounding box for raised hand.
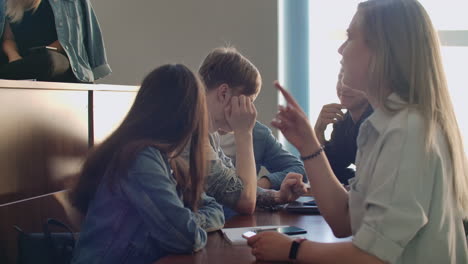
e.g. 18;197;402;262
271;81;316;153
314;103;344;145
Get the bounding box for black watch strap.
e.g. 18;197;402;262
289;238;306;260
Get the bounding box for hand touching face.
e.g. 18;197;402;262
224;95;257;134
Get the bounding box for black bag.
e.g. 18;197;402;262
14;218;77;264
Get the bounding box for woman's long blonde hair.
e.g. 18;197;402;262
6;0;42;23
359;0;468;218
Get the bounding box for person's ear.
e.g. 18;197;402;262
216;84;232;104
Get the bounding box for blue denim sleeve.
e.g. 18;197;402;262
121;147;223;253
0;2;5;37
193;193;225;232
81;0;112;79
254;122;307;190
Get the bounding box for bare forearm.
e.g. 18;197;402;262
3;39;21;62
297;241;385;264
3;22;21;62
300;133;351;237
234;132;257;214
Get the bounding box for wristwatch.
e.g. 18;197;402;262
289;238;307;260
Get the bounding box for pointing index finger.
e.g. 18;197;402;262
274;81;300;109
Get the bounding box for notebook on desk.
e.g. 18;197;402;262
284;196;320;214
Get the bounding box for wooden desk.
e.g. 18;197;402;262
156;210;351;264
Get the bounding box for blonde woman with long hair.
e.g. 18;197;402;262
0;0;111;82
247;0;468;263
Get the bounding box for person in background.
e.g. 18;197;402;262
0;0;111;82
70;64;224;264
247;0;468;263
314;69;372;184
195;47;307;215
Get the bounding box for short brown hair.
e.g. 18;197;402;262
199;47;261;96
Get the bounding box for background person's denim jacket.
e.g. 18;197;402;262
220;121;307;190
0;0;112;82
71;147;225;264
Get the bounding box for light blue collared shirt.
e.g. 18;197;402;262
349;94;468;263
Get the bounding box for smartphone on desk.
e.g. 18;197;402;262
242;231;257;239
285;197;320;214
249;226;307;236
277;226;307;235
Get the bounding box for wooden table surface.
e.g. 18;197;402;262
156;209;351;264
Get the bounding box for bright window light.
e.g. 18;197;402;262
308;1;361;138
305;0;468;148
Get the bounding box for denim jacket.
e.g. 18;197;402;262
219;121;307;190
0;0;111;82
72;147;225;264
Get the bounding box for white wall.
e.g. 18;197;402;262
91;0;278;126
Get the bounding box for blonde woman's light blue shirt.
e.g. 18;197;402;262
349;94;468;264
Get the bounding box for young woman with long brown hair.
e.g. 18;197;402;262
70;64;224;264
